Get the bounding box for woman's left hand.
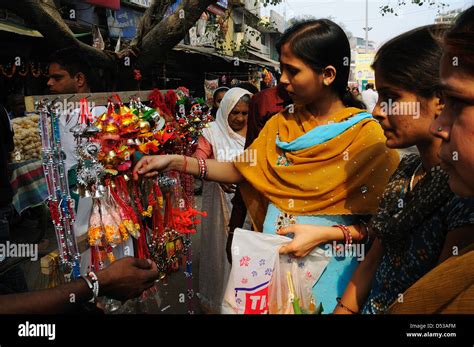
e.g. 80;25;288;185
276;224;332;257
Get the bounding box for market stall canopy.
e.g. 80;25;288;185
248;50;280;71
173;43;280;70
0;20;90;38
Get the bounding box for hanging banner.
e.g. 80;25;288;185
86;0;120;10
354;53;376;82
106;8;142;39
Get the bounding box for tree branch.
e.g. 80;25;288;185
0;0;115;69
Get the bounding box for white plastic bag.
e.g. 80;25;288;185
222;228;331;314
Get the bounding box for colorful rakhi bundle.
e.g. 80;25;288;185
147;87;213;156
70;92;209;281
38;88;211;288
148;88;213;206
38;89;210;313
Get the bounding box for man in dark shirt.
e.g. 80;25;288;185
0;105;14;242
0;104;29;295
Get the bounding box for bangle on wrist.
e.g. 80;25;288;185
197;157;208;179
336;297;358;314
359;219;370;244
333;224;352;245
80;275;95;302
87;271;100;302
183;155;187;173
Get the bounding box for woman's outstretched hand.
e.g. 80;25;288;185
133;155;176;181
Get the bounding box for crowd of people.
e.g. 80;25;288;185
1;6;473;314
133;7;474;314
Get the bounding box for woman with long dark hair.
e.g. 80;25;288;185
133;19;399;313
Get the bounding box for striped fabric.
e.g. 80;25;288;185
9;160;48;214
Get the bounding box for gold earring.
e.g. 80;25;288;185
324;81;329;86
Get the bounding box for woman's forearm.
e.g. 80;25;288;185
171;155;244;184
333;238;383;314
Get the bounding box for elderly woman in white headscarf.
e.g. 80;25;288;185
193;87;253;313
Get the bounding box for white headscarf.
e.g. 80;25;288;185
202;87;252;162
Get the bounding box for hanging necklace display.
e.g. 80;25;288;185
170;93;211;313
37;99;81;281
145;174;206;277
72;99;104;199
168;171;201;314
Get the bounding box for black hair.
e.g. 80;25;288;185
276;19;365;109
372;25;448;99
365;83;374;90
213;87;229;101
443;6;474;75
49;47;97;91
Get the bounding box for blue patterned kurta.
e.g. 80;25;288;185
362;155;474;314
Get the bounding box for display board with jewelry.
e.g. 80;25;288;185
37;88;210;313
38;99;81;281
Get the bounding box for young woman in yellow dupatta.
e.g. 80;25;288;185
133;19;399;313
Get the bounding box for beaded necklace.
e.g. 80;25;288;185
38;100;81;280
